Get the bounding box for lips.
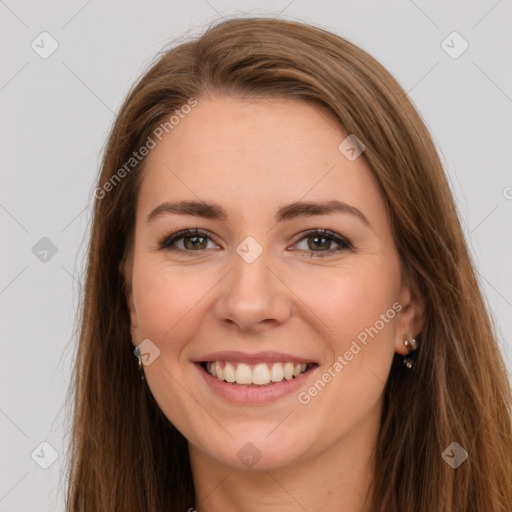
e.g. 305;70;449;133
195;359;319;404
193;350;317;365
192;350;319;403
194;350;317;386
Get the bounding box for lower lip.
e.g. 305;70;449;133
195;363;318;405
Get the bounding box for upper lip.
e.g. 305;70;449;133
193;351;317;365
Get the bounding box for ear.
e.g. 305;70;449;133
119;248;138;346
394;269;425;355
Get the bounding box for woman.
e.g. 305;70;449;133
65;16;512;511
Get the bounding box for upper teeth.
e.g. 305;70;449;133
206;361;308;385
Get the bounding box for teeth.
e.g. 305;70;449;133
205;360;310;386
235;363;252;384
224;362;236;383
215;361;224;380
283;362;294;380
270;362;284;382
253;363;270;385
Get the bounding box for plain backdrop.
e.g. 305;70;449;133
1;1;511;510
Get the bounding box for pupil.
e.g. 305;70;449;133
311;236;329;251
186;236;205;249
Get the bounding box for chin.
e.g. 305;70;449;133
193;428;316;472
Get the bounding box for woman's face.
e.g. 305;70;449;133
123;95;423;472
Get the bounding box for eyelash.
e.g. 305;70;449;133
157;228;353;258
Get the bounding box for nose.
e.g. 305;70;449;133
214;244;292;334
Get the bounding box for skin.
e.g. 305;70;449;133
122;95;424;511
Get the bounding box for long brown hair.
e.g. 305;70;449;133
64;17;512;511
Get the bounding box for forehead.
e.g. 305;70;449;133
136;96;384;223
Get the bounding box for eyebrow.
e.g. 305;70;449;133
146;199;371;228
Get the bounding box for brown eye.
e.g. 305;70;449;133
291;229;352;258
158;228;352;258
181;234;208;250
159;229;217;253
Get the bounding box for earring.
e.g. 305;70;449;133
132;336;145;381
403;337;418;369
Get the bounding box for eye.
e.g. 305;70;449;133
290;229;352;258
158;228;352;258
158;228;218;254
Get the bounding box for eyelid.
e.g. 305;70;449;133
158;228;220;251
158;228;353;256
290;228;352;250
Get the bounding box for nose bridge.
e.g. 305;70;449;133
233;238;272;295
216;235;290;330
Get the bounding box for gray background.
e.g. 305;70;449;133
1;1;511;510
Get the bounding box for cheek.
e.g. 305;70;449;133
130;260;211;435
131;258;209;349
291;259;400;352
291;260;400;413
302;261;400;413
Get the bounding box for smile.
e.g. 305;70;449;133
202;360;311;386
194;357;318;405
